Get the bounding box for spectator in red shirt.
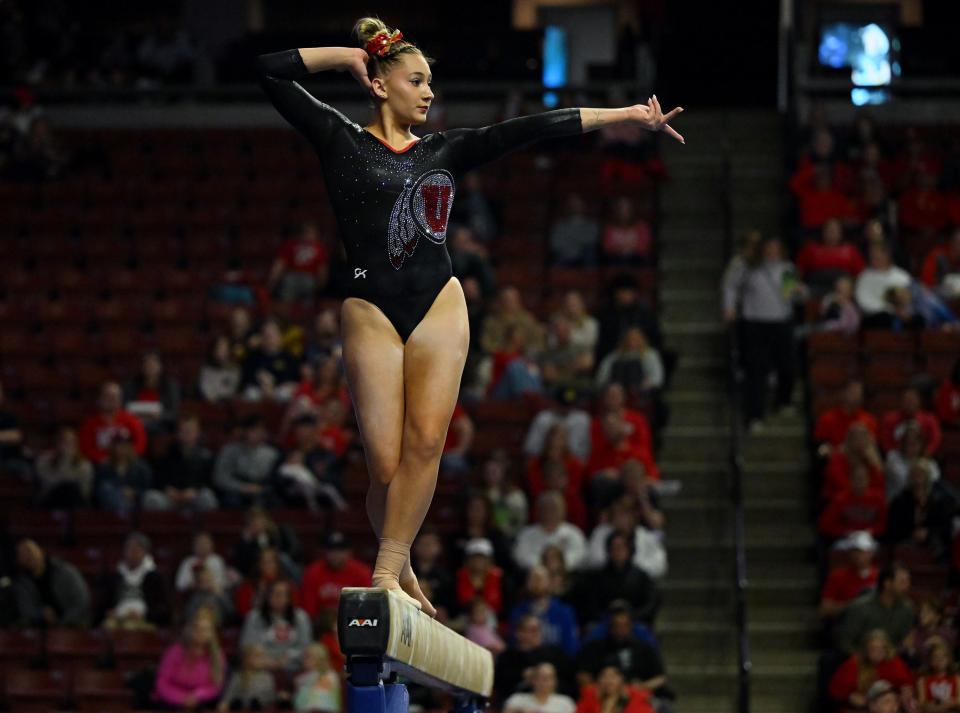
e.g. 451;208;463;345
600;196;654;265
592;382;655;460
822;423;885;502
796;164;858;230
820;531;879;620
796;218;866;293
829;629;914;710
78;381;147;464
818;464;888;539
527;424;588;530
267;220;330;302
234;547;300;620
899;171;948;235
440;401;474;476
934;360;960;428
576;662;656;713
879;388;942;456
300;531;372;619
814;380;879;455
587;412;659;509
455;537;504;615
920;227;960;296
916;642;960;712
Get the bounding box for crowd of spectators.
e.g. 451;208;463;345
724;105;960;713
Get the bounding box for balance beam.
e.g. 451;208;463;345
338;588;494;713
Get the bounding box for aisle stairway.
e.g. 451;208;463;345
653;111;819;713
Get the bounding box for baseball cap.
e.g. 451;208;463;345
866;679;895;703
325;531;349;550
464;538;494;558
836;531;877;553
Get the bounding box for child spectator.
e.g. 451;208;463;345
549;193;600;266
820;531;879;621
915;642;960;712
817;276;861;335
240;579;312;673
814;380;878;456
35;426;94;507
154;608;226;710
267;220;330;302
480;451;529;538
904;600;955;667
509;566;580;657
293;642;342;712
199;335;241;403
465;599;506;655
217;643;276;712
880;388;942;456
183;565;234;627
513;492;587;572
95;433;154;515
829;629;913;710
276;413;343;511
600;196;653;265
123;350;181;432
79;381;147;464
102;532;170;630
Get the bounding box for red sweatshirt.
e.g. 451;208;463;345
818;489;887;539
814;408;878;447
880;410;942;455
821;565;879;605
576;684;655;713
526;455;588;529
300;558;372;618
78;410;147;463
935;381;960;427
829;656;912;702
455;566;503;613
796;241;865;277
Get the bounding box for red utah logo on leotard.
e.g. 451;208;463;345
386;169;455;270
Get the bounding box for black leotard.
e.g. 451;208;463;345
255;49;583;342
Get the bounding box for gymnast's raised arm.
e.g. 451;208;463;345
254;46;371;148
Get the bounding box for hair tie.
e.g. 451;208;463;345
366;29;404;57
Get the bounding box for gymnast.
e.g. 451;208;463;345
255;16;684;617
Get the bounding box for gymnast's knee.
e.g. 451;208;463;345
366;455;399;487
401;426;446;466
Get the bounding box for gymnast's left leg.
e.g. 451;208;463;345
373;278;470;603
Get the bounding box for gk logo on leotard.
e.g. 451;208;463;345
354;268;367;279
386;168;455;270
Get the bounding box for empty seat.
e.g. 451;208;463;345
3;668;70;711
6;509;71;546
862;330;916;355
0;629;43;666
73;669;135;712
108;629;170;668
808;332;859;356
46;628;109;668
71;510;134;547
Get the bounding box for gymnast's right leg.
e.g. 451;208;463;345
340;296;435;615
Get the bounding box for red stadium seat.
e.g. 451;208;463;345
107;629;170;669
6;509;71;546
808;332;859;356
137;510;198;553
0;629;43;667
45;629;109;668
73;668;135;712
3;668;70;711
862;330;917;355
864;359;918;390
808;359;858;389
71;510;134;547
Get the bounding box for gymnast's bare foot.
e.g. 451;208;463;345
372;575;424;612
400;571;437;618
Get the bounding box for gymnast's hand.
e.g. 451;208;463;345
343;47;373;92
628;94;685;144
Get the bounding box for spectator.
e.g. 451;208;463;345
576;602;668;698
600;196;653;265
465;599;506;654
594;326;664;395
227;307;255;364
596;274;663;362
488;323;545;400
503;663;576;713
456;538;504;615
867;680;906;713
496;615;576;702
13;538;91;628
794;163;857;230
921;227;960;298
0;378;25;474
855;243;913;329
935;360;960;428
146;414;218;512
558;291;599;354
481;286;545;355
102;532;170;630
904;600;955;666
829;629;913;710
241;319;301;402
587;414;659;506
822;422;885;503
450;171;500;244
795;218;866;293
593;382;655;460
836;562;915;654
455;492;516;572
549;193;600;266
509;566;580;656
411;526;456;618
449;225;497;298
293;642;342;712
576;662;657;713
154;608;226;710
880;388;943;456
276;413;343;511
721;229;762;323
183;565;234;628
287;355;348;420
540;313;595;392
35;426;94;507
514;492;588;572
175;532;229;593
541;545;574;601
724;237;805;431
814;380;878;456
95;433;154;515
234;547;300;620
479;451;529;538
817;275;861;335
198;335;241;403
820;531;879;621
301;531;372;619
899;170;948;235
123;350;181;432
915;642;960;711
240;579;312;673
303;308;343;365
79;381;147;464
217;644;276;713
578;530;660;627
527;424;587;530
885;460;956;558
885;421;940;501
213;415;279;509
267;220;330;302
440;400;474;476
587;496;667;579
817;464;888;539
523;386;592;462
